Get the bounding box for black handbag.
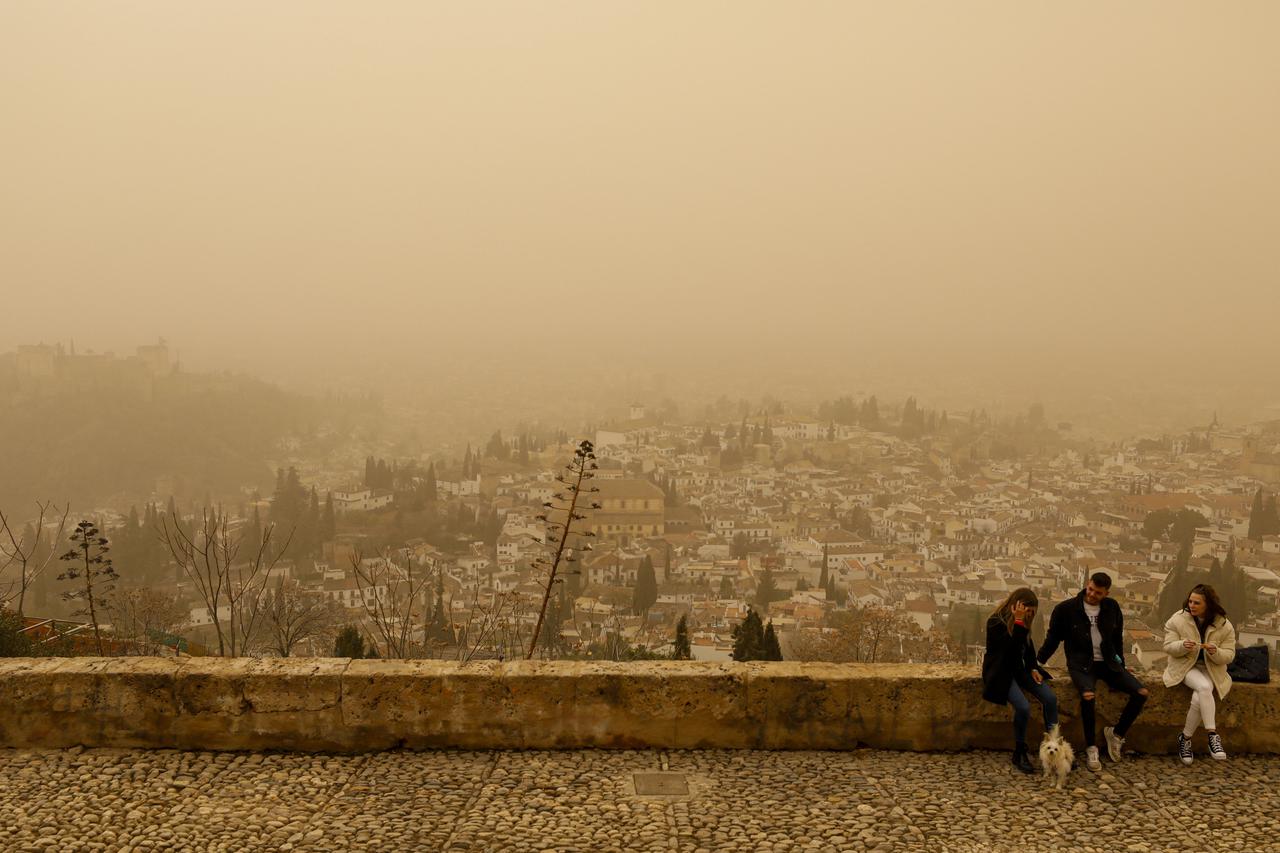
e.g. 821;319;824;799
1227;644;1270;684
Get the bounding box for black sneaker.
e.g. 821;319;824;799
1177;732;1194;766
1207;732;1227;761
1011;745;1034;774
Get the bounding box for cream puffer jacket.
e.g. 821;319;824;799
1162;609;1237;699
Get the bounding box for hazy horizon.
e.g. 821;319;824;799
4;3;1279;426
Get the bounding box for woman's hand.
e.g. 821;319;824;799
1031;671;1043;684
1183;640;1197;650
1204;643;1217;656
1011;601;1029;623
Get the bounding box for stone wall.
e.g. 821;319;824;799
2;658;1278;754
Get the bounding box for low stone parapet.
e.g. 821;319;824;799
1;658;1276;753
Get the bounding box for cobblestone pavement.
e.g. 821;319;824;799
1;746;1277;853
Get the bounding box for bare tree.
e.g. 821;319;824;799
261;577;341;657
791;605;958;664
227;525;293;657
157;508;292;656
454;582;528;662
0;501;71;619
527;440;600;659
101;588;189;656
349;548;433;659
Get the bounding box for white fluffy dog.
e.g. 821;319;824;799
1038;725;1075;789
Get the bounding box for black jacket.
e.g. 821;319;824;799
1036;590;1126;674
982;615;1051;705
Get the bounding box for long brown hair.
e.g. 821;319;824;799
1184;583;1227;624
991;587;1039;635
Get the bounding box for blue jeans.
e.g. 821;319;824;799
1009;679;1058;746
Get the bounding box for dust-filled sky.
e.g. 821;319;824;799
2;2;1278;420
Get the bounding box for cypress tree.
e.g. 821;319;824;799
425;463;438;503
321;493;336;542
1249;488;1266;540
633;555;658;614
1266;494;1280;537
1157;541;1196;619
731;609;765;661
762;621;783;661
431;573;449;642
673;614;692;660
819;545;830;591
1217;544;1250;625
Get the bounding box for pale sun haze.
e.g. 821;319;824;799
1;2;1277;414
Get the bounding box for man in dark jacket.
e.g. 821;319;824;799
1037;572;1148;770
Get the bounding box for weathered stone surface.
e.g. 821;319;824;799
3;659;1280;754
174;657;348;751
0;657;180;748
574;661;754;749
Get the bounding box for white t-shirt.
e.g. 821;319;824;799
1083;601;1103;661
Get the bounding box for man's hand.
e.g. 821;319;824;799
1031;671;1043;684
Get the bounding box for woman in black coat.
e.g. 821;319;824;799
983;587;1057;773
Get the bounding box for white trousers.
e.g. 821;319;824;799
1182;664;1216;736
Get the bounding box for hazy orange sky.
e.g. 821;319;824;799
3;3;1278;394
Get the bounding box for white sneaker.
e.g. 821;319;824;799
1207;732;1227;760
1085;745;1101;771
1103;726;1125;762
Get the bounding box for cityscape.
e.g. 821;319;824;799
5;339;1279;677
5;2;1280;850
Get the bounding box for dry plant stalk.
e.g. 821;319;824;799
526;440;600;659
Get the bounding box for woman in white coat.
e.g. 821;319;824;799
1162;583;1237;764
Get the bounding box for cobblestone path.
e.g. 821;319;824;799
1;747;1276;852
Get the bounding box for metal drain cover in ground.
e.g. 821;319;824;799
632;772;690;796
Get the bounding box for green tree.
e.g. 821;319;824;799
762;620;783;661
334;625;366;658
1249;488;1267;540
485;430;509;460
633;555;658;614
1143;508;1210;545
946;602;986;651
1157;541;1200;620
673;614;692;660
424;463;438;503
0;608;34;657
731;609;766;661
1266;494;1280;538
718;576;734;598
320;493;336;543
754;567;784;609
1212;544;1254;625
